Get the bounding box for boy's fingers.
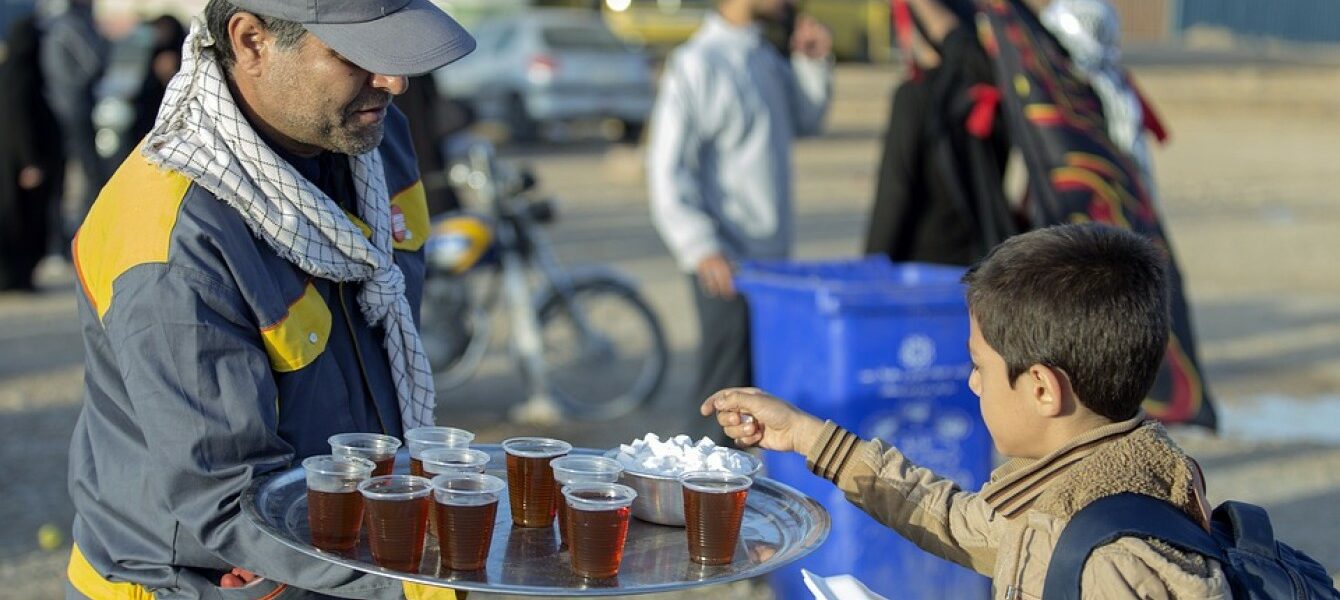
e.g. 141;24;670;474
723;423;755;440
736;433;763;448
702;388;742;415
714;411;740;427
700;395;717;416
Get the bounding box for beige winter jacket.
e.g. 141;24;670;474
805;414;1233;599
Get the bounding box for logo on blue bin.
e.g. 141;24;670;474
898;334;937;370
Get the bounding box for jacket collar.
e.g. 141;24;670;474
981;413;1146;518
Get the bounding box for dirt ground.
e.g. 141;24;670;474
1;57;1337;598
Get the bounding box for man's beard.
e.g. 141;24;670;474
278;89;391;156
330;91;393;155
329;121;385;156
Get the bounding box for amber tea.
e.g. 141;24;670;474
563;482;637;579
680;471;751;565
302;455;374;553
431;473;505;571
359;475;432;572
502;437;571;527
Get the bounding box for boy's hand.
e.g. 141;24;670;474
701;388;825;453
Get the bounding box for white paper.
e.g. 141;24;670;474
802;569;890;600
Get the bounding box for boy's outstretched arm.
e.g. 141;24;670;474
703;388;1001;576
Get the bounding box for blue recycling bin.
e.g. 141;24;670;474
736;257;991;600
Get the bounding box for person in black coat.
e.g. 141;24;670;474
865;0;1016;266
0;15;65;291
126;15;187;157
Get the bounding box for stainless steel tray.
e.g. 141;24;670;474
243;445;829;596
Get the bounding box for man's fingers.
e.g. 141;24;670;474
712;267;733;298
220;574;244;588
718;274;737;299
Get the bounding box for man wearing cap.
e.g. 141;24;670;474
65;1;473;598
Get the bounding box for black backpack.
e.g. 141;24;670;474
1044;493;1339;599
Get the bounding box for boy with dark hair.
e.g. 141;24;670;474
705;223;1232;599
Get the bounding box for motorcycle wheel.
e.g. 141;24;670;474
536;276;668;420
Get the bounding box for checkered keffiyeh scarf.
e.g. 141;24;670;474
142;21;436;429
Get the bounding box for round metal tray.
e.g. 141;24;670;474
243;445;829;596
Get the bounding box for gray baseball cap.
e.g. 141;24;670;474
230;0;476;76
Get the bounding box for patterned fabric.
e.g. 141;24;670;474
1040;0;1153;189
142;21;436;429
976;0;1216;428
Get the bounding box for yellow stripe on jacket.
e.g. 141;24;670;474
260;281;332;373
74;149;191;323
68;544;156;600
345;180;430;252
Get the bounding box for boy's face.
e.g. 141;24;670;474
968;316;1045;458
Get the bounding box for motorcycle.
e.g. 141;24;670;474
420;138;668;424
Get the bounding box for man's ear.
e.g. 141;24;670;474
227;12;272;77
1026;363;1070;418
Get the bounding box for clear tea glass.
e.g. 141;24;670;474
680;471;751;565
329;433;401;477
404;427;475;477
563;482;637;578
431;473;505;571
358;475;432;572
550;456;623;547
502;437;571;527
303;455;375;553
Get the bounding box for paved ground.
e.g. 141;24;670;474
1;59;1338;598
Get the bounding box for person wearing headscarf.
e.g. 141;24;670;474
0;15;65;291
1041;0;1166;197
125;14;188;156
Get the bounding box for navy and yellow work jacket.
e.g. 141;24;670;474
65;107;453;599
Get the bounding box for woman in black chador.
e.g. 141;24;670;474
0;16;66;291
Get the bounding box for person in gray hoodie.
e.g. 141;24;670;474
39;0;106;252
647;0;832;439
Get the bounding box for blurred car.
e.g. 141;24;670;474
434;9;655;141
601;0;710;51
601;0;891;62
92;23;155;163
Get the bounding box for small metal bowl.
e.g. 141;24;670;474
602;448;762;527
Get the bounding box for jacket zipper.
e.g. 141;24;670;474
339;282;388;435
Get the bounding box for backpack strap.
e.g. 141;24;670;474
1043;493;1227;600
1213;501;1279;559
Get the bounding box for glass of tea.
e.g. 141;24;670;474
420;447;491;476
501;437;572;528
679;471;752;565
430;473;506;571
550;456;623;547
302;454;375;553
419;447;490;537
357;475;433;572
562;482;638;579
329;433;402;477
404;426;475;477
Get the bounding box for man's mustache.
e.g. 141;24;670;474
345;92;393;116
